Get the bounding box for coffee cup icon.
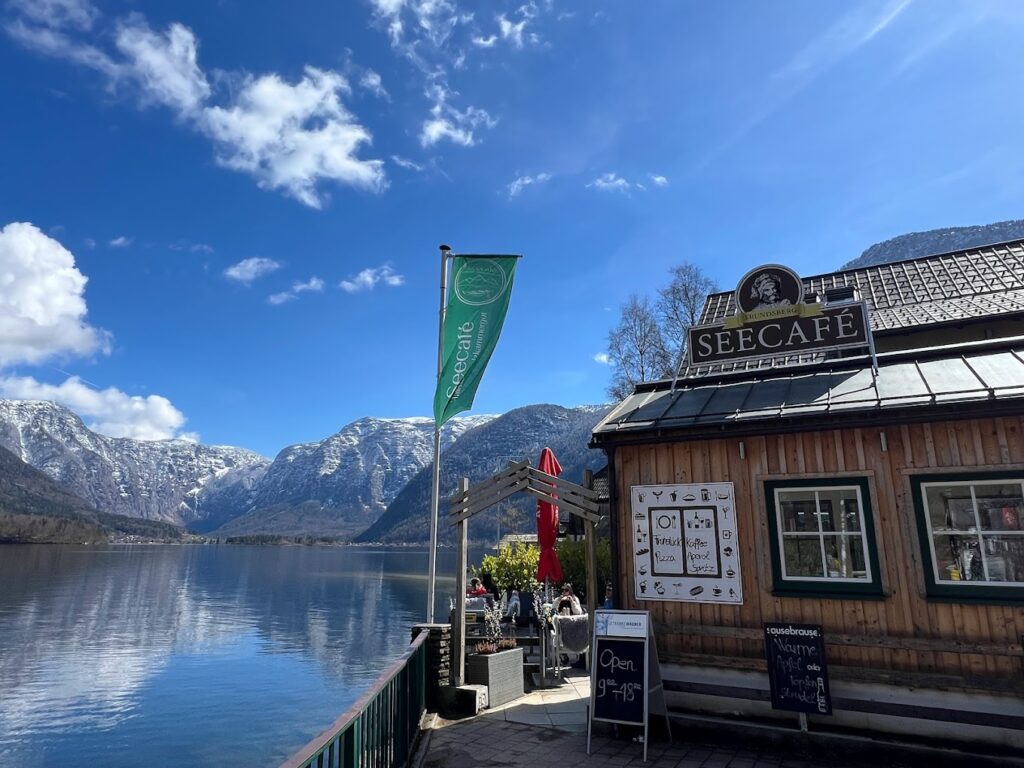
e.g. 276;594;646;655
712;586;722;596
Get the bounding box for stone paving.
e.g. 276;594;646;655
421;670;868;768
422;714;865;768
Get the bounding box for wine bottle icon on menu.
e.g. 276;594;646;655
636;523;647;544
816;678;827;713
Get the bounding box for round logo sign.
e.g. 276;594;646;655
453;260;508;306
734;264;804;313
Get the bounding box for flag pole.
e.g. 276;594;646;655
426;244;452;623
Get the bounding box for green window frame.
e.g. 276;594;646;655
765;478;883;598
911;471;1024;603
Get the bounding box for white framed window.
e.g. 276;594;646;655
765;479;882;597
916;476;1024;593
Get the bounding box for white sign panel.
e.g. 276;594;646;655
631;483;742;605
595;610;648;638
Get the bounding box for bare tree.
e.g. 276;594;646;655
606;294;671;400
657;263;718;373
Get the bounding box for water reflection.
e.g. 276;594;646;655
0;544;474;767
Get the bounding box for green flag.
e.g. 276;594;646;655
433;256;518;426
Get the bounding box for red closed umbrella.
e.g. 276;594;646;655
535;447;563;584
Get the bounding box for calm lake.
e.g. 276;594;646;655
0;544;479;767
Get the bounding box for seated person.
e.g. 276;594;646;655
466;577;489;597
556;583;583;616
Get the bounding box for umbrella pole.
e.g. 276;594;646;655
541;577;548;687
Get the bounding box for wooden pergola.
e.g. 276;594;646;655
448;459;602;685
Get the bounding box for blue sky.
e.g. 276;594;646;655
1;0;1023;456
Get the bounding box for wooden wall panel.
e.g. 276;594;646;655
611;415;1024;691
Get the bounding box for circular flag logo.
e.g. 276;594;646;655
454;260;508;306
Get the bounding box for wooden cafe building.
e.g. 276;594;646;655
590;240;1024;750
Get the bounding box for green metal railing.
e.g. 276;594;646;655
281;630;429;768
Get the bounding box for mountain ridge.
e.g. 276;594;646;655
842;219;1024;270
0;444;185;543
355;403;612;544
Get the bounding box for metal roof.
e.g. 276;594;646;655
699;239;1024;332
592;338;1024;443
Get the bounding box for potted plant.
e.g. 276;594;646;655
479;541;539;627
464;600;524;706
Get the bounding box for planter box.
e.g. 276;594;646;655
465;647;524;707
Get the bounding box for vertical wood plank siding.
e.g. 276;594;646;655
612;416;1024;689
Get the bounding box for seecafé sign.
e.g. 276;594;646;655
687;265;871;366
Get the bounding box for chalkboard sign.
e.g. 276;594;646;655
763;622;832;715
588;610;669;762
592;636;646;725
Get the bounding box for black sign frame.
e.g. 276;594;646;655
763;622;832;716
687;303;870;366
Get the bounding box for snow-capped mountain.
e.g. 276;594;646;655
196;414;495;536
0;398;606;542
356;404;612;544
0;400;269;526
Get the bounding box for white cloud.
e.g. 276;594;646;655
498;14;527;48
339;265;405;293
168;240;214;254
0;375;195;441
587;172;633;193
115;19;210;114
358;68;390;100
369;0;499;150
0;222;109;367
108;235;132;247
420;82;496;147
5;18;119;77
593;352;610;365
6;12;385;209
368;0;406;16
649;174;669;187
471;34;497;48
224;257;281;284
9;0;98;31
202;67;386;207
391;155;425;171
507;172;551;198
83;238;96;249
268;276;325;305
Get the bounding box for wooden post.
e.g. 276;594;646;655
452;477;470;687
583;470;599;619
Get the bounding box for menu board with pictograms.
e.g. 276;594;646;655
630;483;742;604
